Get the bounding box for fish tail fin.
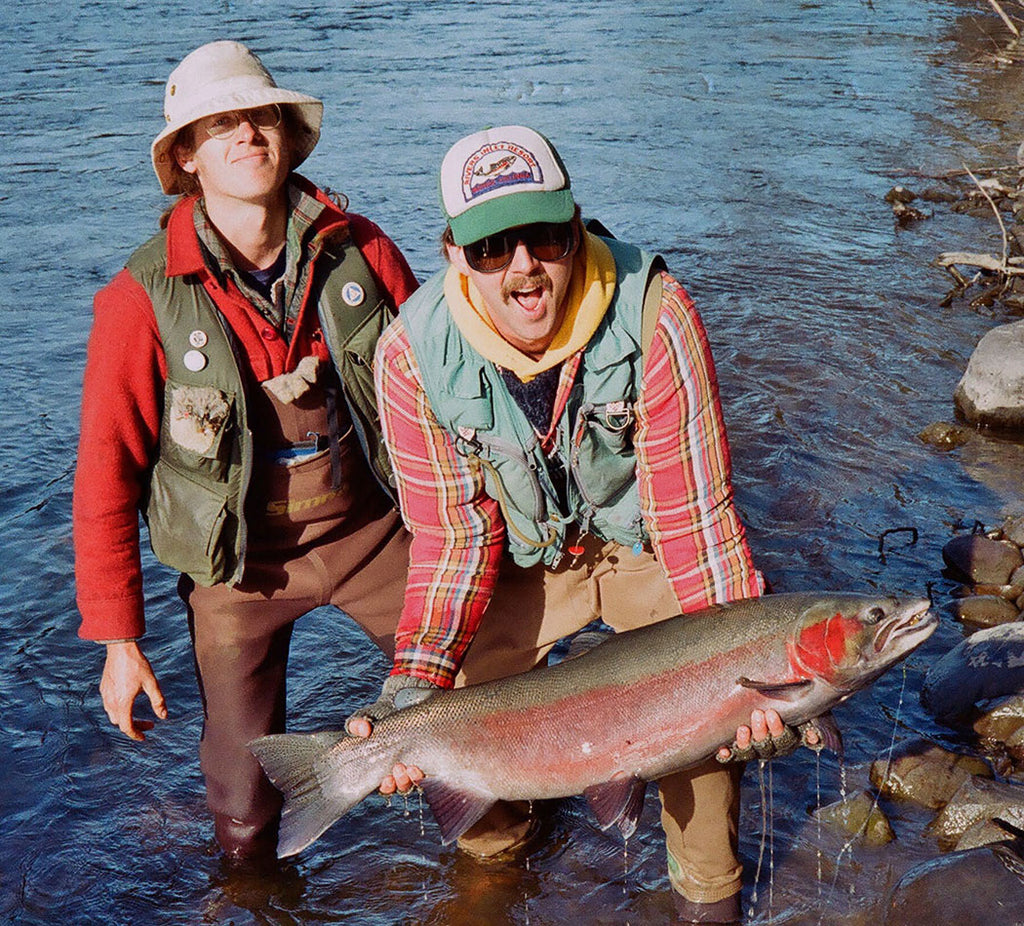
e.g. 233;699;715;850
249;730;375;858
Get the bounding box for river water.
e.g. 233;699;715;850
3;1;1024;923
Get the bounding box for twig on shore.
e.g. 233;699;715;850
989;0;1021;37
935;252;1024;275
901;164;1018;181
963;163;1011;270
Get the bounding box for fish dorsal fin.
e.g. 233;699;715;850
737;677;814;701
419;779;497;845
584;774;647;839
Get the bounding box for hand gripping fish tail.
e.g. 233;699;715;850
249;592;938;859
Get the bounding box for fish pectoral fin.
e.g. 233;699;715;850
737;676;814;701
802;711;844;756
418;779;497;845
584;774;647;840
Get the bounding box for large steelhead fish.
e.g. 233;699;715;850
250;592;936;858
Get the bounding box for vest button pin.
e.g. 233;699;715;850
342;282;365;306
188;329;208;348
183;349;208;372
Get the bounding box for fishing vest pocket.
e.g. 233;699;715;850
571;400;639;509
145;457;233;586
160;381;236;482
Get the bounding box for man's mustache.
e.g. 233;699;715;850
502;271;552;301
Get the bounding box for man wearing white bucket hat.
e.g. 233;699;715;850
353;125;792;923
73;40;417;861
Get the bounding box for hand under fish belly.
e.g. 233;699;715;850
250;592;936;858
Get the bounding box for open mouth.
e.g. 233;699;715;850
872;599;936;653
512;286;545;313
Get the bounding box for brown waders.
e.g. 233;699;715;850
454;530;743;908
181;367;409;860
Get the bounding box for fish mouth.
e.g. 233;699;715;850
872;598;937;654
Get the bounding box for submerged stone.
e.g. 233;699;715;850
812;790;894;846
884;844;1024;925
869;741;992;810
917;421;971;450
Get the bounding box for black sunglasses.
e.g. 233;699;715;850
463;222;576;273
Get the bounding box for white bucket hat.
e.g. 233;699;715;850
151;40;323;195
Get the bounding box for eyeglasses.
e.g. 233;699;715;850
204;104;282;140
463;222;576;273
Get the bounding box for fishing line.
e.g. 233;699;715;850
748;759;770;922
768;759;776;919
814;663;912;925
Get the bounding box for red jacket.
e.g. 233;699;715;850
74;178;418;641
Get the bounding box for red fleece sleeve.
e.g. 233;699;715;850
73;269;166;641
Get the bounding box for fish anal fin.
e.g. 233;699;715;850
584;774;647;840
738;676;814;701
419;779;497;845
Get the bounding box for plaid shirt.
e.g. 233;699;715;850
194;182;324;341
376;270;765;686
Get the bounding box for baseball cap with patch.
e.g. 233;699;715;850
440;125;575;246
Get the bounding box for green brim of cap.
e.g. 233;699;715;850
449;189;575;246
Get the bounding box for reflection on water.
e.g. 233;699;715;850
3;1;1024;923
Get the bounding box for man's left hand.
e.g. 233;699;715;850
716;708;821;763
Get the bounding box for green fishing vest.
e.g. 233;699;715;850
402;236;664;567
127;227;394;587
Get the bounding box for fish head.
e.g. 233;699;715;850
788;595;937;693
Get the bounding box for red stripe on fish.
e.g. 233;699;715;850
789;611;861;681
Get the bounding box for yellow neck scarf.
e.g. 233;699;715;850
443;232;617;382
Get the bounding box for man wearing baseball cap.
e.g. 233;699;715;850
353;125;775;922
74;40;417;862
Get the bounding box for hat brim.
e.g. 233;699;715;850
448;189;576;246
151;90;323;195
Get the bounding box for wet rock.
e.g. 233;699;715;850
918;187;960;204
892;200;928;227
929;776;1024;849
942;533;1024;585
974;695;1024;744
922;622;1024;724
869;741;992;810
951;594;1021;628
917;421;971;450
1003;514;1024;548
885;185;917;204
954;319;1024;431
954;817;1023;851
884;844;1024;925
812;790;894;846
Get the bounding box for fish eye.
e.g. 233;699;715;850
865;607;886;624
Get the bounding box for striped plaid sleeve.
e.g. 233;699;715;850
635;271;765;612
374;318;506;687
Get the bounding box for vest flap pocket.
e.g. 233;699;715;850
145;458;233;586
161;381;236;481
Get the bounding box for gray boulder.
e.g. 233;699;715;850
955;319;1024;430
922;623;1024;724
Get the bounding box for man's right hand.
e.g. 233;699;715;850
100;641;167;741
346;674;438;794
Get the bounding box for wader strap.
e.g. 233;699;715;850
326;385;343;491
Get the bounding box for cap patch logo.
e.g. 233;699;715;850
462;142;543;203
